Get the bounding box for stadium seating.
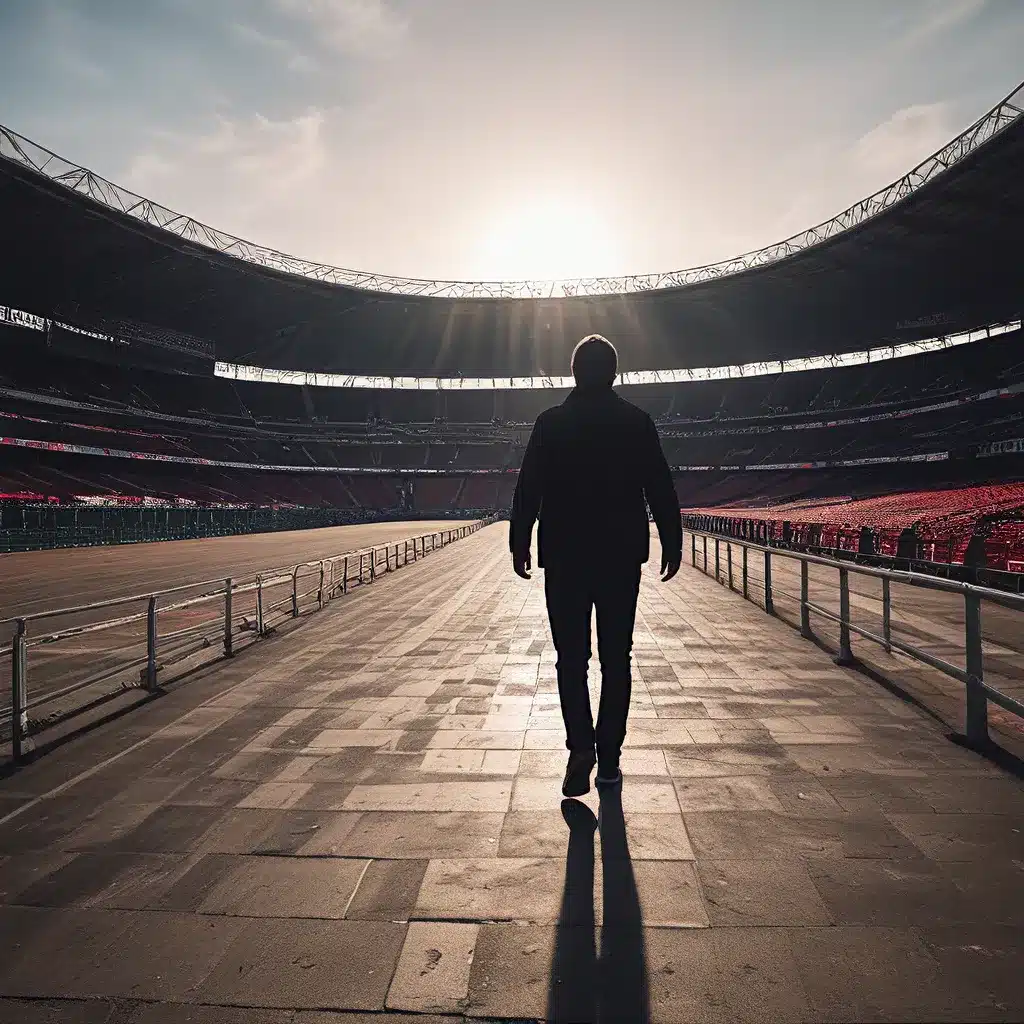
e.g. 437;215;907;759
685;484;1024;571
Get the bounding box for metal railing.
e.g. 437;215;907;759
684;527;1024;747
2;519;496;761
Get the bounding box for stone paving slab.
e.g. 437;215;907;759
0;524;1022;1022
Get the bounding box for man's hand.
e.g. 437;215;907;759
660;551;681;582
513;550;532;580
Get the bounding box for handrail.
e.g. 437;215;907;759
4;518;498;761
683;526;1024;749
689;531;1024;608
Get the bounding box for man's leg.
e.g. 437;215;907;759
544;564;596;755
593;562;642;776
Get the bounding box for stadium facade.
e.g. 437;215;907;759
0;82;1022;569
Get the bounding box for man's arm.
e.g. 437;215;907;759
641;415;682;580
509;415;544;579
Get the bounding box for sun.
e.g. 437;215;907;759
476;198;618;281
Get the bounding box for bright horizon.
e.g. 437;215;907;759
1;1;1023;282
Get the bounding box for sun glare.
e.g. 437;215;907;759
477;199;618;281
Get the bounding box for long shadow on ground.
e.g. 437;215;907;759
547;790;650;1023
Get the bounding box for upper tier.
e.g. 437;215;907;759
1;83;1022;376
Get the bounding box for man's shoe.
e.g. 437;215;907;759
562;751;596;798
595;759;622;788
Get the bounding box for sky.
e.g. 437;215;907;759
1;0;1022;283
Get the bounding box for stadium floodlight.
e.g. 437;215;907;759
0;81;1021;300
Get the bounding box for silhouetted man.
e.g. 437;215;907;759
510;335;682;797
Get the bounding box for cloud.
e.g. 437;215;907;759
229;21;319;74
272;0;407;57
853;102;955;180
765;101;956;244
901;0;987;48
124;109;329;236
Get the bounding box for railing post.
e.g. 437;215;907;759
370;550;376;581
146;596;158;691
964;591;988;746
835;567;853;665
727;542;733;590
256;575;265;636
742;545;748;598
224;578;233;657
343;556;349;594
714;538;720;581
11;619;28;763
702;535;708;574
691;532;696;567
292;568;300;618
800;560;811;638
318;561;325;610
764;551;774;614
882;577;892;653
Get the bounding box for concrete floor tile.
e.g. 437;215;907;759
324;811;505;858
499;810;581;858
345;859;428;920
627;861;709;927
64;803;162;851
615;813;695;860
191;809;283;855
415;858;565;923
888;812;1024;861
0;998;133;1023
386;921;478;1013
918;925;1024;1021
699;859;833;926
419;750;486;774
673;777;784;812
0;851;80;905
424;730;524;749
236;782;311;810
788;926;962;1023
104;806;225;855
522;729;567;750
465;924;565;1020
196;918;405;1010
197;856;369;918
808;858;1022;927
306;730;403;751
342;782;511;813
665;751;770;778
126;1005;296;1023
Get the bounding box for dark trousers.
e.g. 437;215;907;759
544;559;642;762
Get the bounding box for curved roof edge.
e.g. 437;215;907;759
1;82;1021;300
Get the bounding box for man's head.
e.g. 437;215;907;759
570;334;618;388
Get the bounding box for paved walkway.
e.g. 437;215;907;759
0;524;1021;1023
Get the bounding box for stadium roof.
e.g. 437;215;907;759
1;82;1022;378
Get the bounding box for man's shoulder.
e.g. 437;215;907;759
534;404;562;428
610;392;655;428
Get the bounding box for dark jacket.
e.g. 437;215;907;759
509;386;682;568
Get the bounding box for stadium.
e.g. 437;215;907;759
1;80;1023;569
0;64;1022;1024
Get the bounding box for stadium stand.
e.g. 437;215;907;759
1;85;1023;563
683;484;1024;573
